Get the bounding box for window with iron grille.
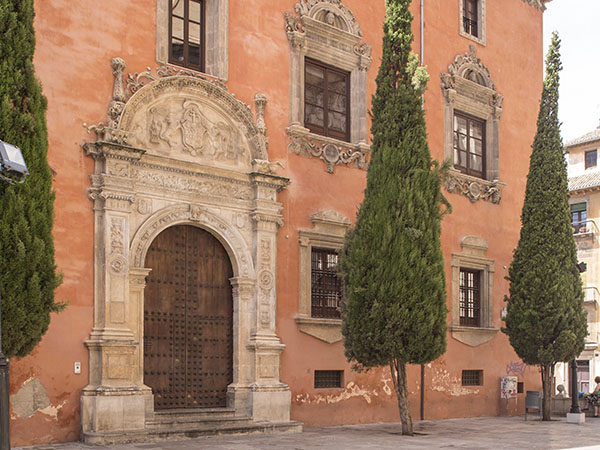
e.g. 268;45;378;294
454;112;485;179
517;382;524;394
585;150;597;169
462;370;483;386
459;268;481;327
463;0;478;37
169;0;205;71
304;59;350;142
314;370;343;388
311;248;343;319
571;203;587;234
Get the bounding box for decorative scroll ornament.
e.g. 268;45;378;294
293;0;362;37
443;45;496;90
520;0;547;11
287;128;368;174
444;170;506;204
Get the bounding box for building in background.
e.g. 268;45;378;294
9;0;549;445
557;123;600;394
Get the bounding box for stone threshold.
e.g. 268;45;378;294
82;420;303;445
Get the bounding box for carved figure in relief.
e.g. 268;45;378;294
211;122;239;161
148;106;175;150
180;101;211;156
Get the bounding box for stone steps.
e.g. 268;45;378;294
82;410;303;445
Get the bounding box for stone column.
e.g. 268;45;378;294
81;142;151;435
248;172;291;422
227;276;256;416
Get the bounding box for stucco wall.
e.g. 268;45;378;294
10;0;545;444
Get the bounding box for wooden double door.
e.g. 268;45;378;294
143;225;233;410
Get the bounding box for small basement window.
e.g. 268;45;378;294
462;370;483;386
314;370;343;388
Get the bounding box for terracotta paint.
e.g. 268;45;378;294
10;0;545;444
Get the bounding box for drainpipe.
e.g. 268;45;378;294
420;0;425;423
420;0;424;66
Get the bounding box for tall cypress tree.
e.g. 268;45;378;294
503;32;586;421
340;0;448;436
0;0;62;358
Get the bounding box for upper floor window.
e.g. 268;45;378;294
454;112;485;179
459;0;486;46
571;202;587;234
463;0;478;37
311;248;343;319
585;150;597;169
157;0;228;79
459;268;481;327
169;0;205;71
305;59;350;142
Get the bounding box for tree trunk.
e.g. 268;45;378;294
390;359;413;435
540;363;554;421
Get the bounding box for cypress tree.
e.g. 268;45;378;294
503;32;587;421
339;0;448;435
0;0;62;358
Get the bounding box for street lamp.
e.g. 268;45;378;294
0;140;29;450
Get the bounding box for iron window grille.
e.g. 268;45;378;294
454;112;485;179
462;370;483;386
463;0;479;37
169;0;205;72
459;268;481;327
314;370;343;389
311;248;343;319
304;58;350;142
585;150;597;169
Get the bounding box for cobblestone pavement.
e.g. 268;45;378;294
14;416;600;450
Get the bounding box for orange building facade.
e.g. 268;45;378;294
9;0;549;445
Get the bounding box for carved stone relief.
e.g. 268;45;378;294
292;0;363;37
87;59;270;167
287;127;368;173
444;170;505;204
130;204;255;279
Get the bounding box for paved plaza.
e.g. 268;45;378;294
14;416;600;450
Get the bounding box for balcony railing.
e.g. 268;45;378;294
573;219;598;236
584;286;600;303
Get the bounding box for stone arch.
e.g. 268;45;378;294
130;203;255;279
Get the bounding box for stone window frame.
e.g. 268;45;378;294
157;0;228;80
441;46;505;204
296;210;351;344
450;236;498;347
459;0;486;46
284;0;372;173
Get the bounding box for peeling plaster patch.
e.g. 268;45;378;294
431;368;479;396
295;377;393;405
381;376;393;396
39;400;67;419
10;378;51;418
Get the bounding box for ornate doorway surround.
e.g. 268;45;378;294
81;59;291;438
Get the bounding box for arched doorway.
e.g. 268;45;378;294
143;224;233;410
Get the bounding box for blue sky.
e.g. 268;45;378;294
543;0;600;142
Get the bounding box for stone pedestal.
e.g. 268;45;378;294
567;412;586;424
